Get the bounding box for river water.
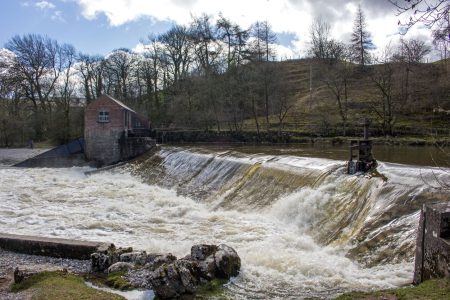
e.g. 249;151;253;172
0;145;449;299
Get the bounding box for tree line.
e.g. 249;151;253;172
0;4;448;147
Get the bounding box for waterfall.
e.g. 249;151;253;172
128;146;450;266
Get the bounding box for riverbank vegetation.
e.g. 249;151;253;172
10;271;125;300
335;278;450;300
0;5;449;147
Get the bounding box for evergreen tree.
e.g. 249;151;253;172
350;5;374;66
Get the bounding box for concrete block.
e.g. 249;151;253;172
0;233;111;260
413;202;450;284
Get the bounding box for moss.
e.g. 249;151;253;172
334;278;450;300
10;271;125;300
195;279;230;300
83;271;133;292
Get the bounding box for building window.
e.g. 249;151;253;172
98;110;109;123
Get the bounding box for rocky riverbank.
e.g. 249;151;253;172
0;242;241;300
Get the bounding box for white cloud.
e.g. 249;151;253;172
73;0;435;59
35;1;56;10
51;10;65;22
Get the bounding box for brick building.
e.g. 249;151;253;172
84;94;154;166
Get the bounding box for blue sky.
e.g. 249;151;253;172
0;0;173;55
0;0;437;58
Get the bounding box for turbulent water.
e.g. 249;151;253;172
1;146;449;299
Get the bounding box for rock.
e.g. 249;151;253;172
91;245;133;273
198;255;217;280
149;264;185;299
13;267;66;284
214;244;241;279
107;262;134;274
191;244;218;261
120;251;147;266
174;259;199;294
147;244;241;299
14;267;37;284
145;253;177;271
91;253;112;273
95;243;241;299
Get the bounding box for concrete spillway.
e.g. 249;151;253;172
14;138;86;168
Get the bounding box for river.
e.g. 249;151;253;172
0;145;449;299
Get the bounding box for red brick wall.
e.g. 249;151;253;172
84;95;151;165
84;95;128;164
85;95;127;131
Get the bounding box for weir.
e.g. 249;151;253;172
128;146;450;266
2;146;450;298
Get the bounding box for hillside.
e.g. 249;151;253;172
243;58;450;138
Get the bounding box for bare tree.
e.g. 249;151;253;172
142;35;164;119
322;57;353;136
190;14;221;75
53;44;77;143
77;53;103;104
388;0;449;31
158;25;193;84
216;14;249;70
370;45;398;136
309;18;347;64
5;34;65;140
393;38;431;63
272;66;297;137
392;38;431;105
104;48;138;101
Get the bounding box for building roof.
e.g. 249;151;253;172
102;94;136;113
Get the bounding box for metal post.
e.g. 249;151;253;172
363;118;369;140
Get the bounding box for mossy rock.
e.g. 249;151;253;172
10;271;125;300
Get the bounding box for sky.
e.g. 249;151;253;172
0;0;438;59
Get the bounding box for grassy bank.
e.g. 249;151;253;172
11;271;125;300
335;278;450;300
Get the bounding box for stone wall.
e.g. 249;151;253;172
120;137;156;161
414;202;450;284
85;128;123;166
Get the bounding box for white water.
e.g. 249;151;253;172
1;146;449;299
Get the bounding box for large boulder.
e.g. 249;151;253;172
149;261;196;299
148;244;241;299
214;244;241;279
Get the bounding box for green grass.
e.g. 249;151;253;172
10;271;125;300
335;278;450;300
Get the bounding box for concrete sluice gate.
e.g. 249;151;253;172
1;146;449;299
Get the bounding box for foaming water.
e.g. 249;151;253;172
1;146;449;298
